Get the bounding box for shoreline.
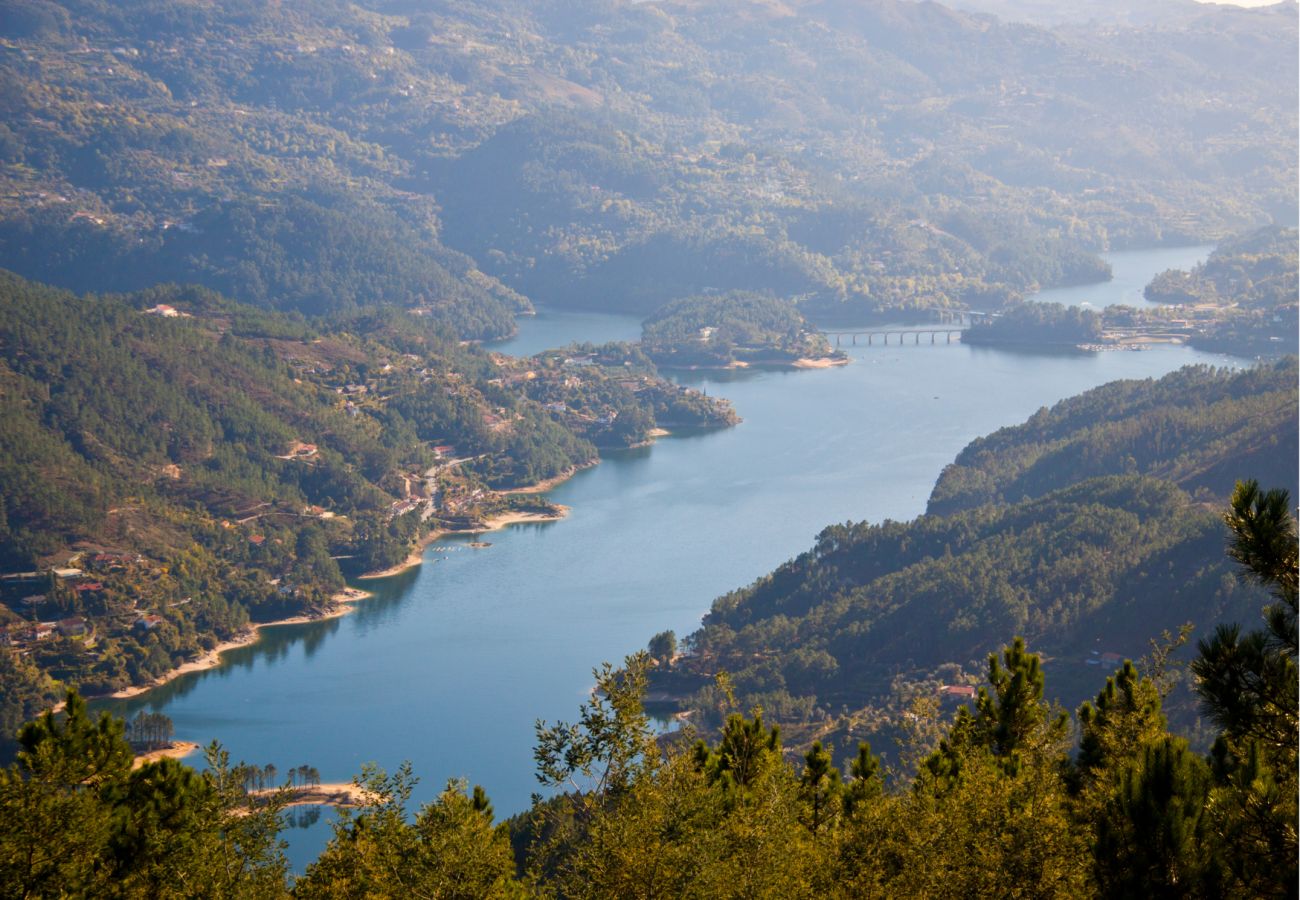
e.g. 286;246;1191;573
358;503;573;581
132;740;201;770
501;459;596;495
356;529;444;580
247;782;378;810
791;356;850;369
659;354;848;371
71;586;375;710
474;506;570;532
357;463;591;581
69;454;608;711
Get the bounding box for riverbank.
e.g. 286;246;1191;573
355;464;589;581
132;740;201;770
659;354;849;371
357;500;573;581
792;356;851;369
477;506;570;532
248;782;378;810
501;460;597;495
356;529;444;580
67;586;376;711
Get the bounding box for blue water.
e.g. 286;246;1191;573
486;306;644;357
1030;245;1214;309
100;247;1240;870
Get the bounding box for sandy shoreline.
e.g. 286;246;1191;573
476;506;570;531
248;782;378;809
132;740;201;770
663;355;847;371
792;356;851;368
501;460;596;495
359;502;571;581
66;586;376;710
64;461;589;711
357;529;443;580
358;464;587;581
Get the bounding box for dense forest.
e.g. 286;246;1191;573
1140;225;1300;356
0;0;1294;334
652;360;1297;743
0;479;1293;896
0;269;734;732
928;360;1299;514
1145;226;1298;311
963;302;1103;347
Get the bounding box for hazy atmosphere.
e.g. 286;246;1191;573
0;0;1296;895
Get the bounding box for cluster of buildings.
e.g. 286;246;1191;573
0;552;160;653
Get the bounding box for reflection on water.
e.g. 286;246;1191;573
98;562;425;720
286;806;323;831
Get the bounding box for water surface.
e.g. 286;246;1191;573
1030;245;1213;309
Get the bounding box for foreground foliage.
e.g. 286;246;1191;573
0;483;1293;897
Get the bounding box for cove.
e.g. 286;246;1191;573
100;246;1236;868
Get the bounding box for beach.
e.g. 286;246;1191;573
792;356;851;368
358;504;570;579
356;529;444;580
247;782;378;810
500;460;595;495
75;469;578;711
132;740;201;770
477;506;570;531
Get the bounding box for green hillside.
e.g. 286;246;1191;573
0;269;734;730
928;359;1299;514
656;360;1297;731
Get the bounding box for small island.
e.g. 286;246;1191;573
962;302;1103;349
641;291;848;370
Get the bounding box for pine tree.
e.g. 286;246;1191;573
1193;481;1298;757
1074;659;1166;792
1094;736;1218;896
797;740;842;834
1190;481;1298;897
843;740;883;817
923;637;1067;785
693;710;782;797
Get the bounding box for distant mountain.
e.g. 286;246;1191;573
0;0;1293;330
942;0;1278;28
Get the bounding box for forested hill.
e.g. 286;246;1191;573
927;360;1299;515
641;291;839;367
0;269;733;729
1144;226;1299;311
0;0;1294;331
658;360;1296;735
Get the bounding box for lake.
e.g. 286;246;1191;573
102;246;1238;868
1028;245;1214;309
